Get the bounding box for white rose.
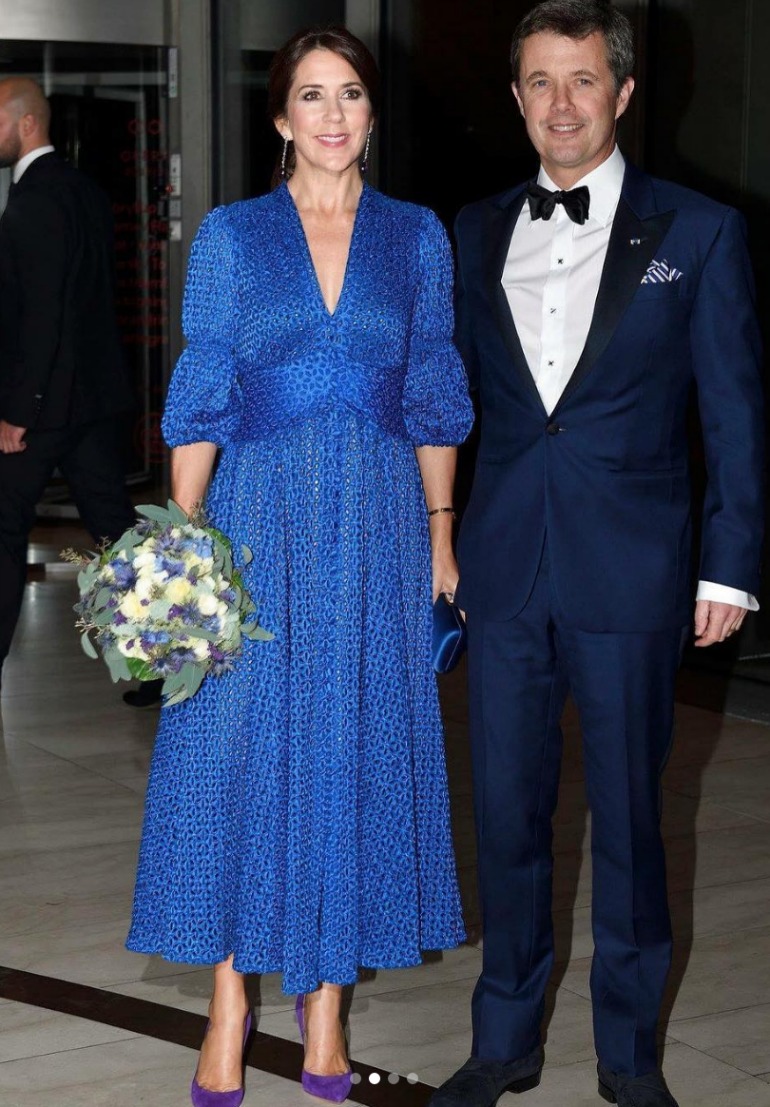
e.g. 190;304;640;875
166;577;193;605
133;551;156;571
197;592;219;616
192;640;209;661
134;575;154;602
119;592;146;622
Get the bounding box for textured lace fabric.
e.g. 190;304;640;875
126;183;474;994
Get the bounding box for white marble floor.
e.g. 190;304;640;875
1;542;770;1106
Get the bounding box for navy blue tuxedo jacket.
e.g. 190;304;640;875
455;162;764;631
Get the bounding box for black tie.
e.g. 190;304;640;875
526;181;590;225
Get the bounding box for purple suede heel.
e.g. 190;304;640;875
295;995;353;1104
190;1010;252;1107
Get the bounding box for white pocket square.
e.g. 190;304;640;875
641;259;683;284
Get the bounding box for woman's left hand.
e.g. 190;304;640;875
432;548;460;604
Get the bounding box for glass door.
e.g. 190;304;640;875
0;40;172;504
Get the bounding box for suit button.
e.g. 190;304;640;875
546;423;562;436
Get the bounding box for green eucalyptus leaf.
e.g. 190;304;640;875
80;632;99;659
163;686;190;707
182;665;205;699
179;661;204;688
240;544;253;566
92;586;115;611
135;503;174;524
105;651;132;683
182;626;219;642
161;672;185;694
77;568;96;591
166;499;190;525
245;624;274;641
148;599;173;620
92;608;118;627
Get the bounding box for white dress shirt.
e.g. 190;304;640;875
13;145;55;183
502;145;756;612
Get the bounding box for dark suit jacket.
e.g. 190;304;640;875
0;152;133;430
455;161;765;632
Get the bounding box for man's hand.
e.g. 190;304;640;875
693;600;747;647
0;421;27;454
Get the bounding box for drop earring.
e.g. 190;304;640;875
361;129;372;175
281;136;289;179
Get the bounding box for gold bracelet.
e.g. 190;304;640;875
428;507;456;519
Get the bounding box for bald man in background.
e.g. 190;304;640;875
0;77;136;686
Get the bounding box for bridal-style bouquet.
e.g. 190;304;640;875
62;501;272;705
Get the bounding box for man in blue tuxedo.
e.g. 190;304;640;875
430;3;764;1107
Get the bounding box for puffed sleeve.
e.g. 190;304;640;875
402;209;474;445
161;207;243;448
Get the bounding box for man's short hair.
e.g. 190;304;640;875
511;0;635;94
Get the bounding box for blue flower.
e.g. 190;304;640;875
208;641;236;675
110;560;137;591
139;630;172;652
154;529;178;552
114;611;128;626
211;656;235;676
155;555;186;579
149;656;175;677
168;602;200;625
169;647;198;669
179;535;214;559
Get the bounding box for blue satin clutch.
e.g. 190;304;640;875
432;592;467;674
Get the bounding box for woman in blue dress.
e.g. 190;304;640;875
127;25;473;1106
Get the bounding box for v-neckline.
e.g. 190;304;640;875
283;181;368;319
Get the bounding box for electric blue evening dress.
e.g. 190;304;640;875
126;182;474;994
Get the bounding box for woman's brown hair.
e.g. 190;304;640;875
268;25;380;187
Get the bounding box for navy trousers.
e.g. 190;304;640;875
0;418;135;664
468;547;687;1076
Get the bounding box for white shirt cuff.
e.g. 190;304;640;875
697;580;759;612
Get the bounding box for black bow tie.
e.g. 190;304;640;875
526;181;590;225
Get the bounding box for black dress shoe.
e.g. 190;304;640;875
122;679;163;708
598;1064;679;1107
428;1048;544;1107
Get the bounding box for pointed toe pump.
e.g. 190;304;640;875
295;995;353;1104
190;1010;252;1107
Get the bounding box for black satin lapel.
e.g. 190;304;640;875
553;199;676;413
484;194;545;411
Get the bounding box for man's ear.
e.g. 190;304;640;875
512;82;526;119
615;76;635;122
